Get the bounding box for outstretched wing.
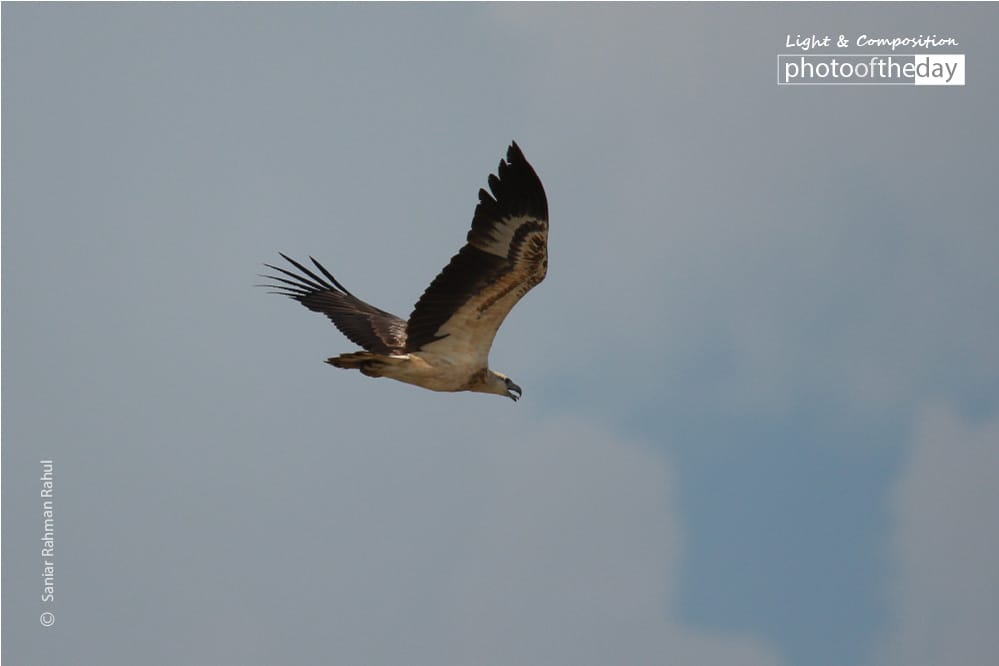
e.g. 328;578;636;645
262;253;407;355
405;142;548;365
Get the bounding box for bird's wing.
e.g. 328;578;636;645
262;253;407;355
404;142;548;366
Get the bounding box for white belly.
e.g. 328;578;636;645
377;353;479;392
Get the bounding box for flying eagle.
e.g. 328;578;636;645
262;142;548;401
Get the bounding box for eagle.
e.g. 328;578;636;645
261;142;548;401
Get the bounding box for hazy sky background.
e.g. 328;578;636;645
4;3;998;665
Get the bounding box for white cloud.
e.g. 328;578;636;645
879;403;999;666
288;407;781;666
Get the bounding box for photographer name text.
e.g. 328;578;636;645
40;460;56;624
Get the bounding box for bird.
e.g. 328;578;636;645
261;141;548;401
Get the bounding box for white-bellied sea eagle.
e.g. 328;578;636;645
261;142;548;401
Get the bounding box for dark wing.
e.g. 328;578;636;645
261;253;407;355
404;142;548;364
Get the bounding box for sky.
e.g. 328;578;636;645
3;3;998;665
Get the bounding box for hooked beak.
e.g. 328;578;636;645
506;380;522;402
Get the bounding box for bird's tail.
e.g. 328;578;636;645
327;351;392;378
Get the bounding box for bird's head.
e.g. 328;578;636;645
487;371;522;402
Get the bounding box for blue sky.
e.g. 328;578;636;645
4;4;998;665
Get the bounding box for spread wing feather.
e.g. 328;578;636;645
261;253;407;355
405;141;549;361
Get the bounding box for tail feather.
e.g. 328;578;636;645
327;351;388;377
